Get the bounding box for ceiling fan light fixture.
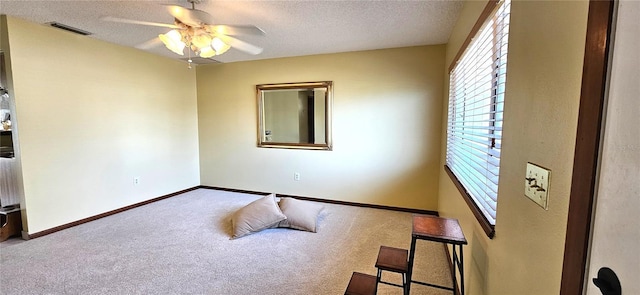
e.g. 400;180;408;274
163;29;183;43
198;46;217;58
101;0;264;64
159;30;186;55
191;34;212;48
212;37;230;55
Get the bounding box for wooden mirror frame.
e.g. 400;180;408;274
256;81;333;150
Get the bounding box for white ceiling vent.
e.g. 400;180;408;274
46;22;92;36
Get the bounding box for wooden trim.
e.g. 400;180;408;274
198;186;271;196
258;142;331;149
255;81;332;90
276;194;439;216
560;0;615;294
448;0;500;73
27;186;200;239
27;184;437;239
199;186;439;216
444;165;495;238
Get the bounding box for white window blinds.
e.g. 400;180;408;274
446;0;511;225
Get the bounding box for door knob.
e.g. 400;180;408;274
592;267;621;295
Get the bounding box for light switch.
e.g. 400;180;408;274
524;162;551;210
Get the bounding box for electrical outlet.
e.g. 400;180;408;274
524;163;550;210
293;172;300;181
133;177;140;185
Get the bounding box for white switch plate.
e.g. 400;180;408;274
525;163;550;210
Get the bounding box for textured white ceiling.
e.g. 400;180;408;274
0;0;462;64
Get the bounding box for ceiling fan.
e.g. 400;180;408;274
102;0;265;63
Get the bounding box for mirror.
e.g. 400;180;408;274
0;51;14;158
257;81;332;150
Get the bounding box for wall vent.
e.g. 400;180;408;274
46;22;92;36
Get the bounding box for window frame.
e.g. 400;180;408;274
445;0;510;238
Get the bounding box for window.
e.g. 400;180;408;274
445;0;511;237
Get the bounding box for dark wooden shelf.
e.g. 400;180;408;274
412;214;467;245
1;209;22;242
375;246;408;273
345;272;377;295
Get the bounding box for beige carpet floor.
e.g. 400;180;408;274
0;189;452;294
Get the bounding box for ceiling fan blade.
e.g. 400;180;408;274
135;37;162;50
101;16;179;29
164;5;214;27
215;34;263;55
207;25;265;36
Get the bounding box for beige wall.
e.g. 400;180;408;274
438;1;588;294
5;16;200;234
197;46;445;210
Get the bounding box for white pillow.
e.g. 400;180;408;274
276;197;324;232
231;194;286;239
